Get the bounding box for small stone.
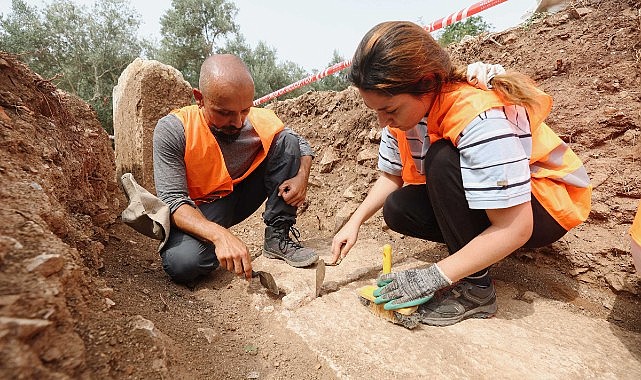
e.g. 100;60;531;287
367;127;381;143
589;203;609;221
41;346;63;362
521;291;539;303
605;272;626;292
247;371;260;379
321;281;339;293
0;317;51;339
244;344;258;355
197;327;219;343
570;267;589;276
356;148;378;164
98;287;114;297
575;7;592;17
25;253;65;277
319;149;338;173
342;186;356;199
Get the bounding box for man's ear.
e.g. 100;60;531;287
193;88;204;106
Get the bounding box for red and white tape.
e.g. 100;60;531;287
253;0;510;106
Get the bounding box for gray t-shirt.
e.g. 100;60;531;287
153;113;315;213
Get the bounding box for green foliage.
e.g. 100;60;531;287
521;10;547;29
0;0;352;130
310;50;350;92
220;35;308;101
157;0;238;86
0;0;47;58
437;16;492;46
0;0;145;134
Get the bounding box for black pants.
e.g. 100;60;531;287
383;140;567;275
160;130;301;283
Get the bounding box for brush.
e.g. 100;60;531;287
357;244;420;329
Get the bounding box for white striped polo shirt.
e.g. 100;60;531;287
378;105;532;210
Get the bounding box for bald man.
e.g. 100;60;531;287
153;54;318;285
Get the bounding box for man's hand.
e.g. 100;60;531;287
211;227;253;279
278;155;312;207
171;204;253;279
278;175;307;207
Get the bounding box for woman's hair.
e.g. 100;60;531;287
349;21;543;109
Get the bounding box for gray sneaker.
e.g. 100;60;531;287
263;223;318;268
416;280;497;326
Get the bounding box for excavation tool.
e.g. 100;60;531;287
315;259;326;297
357;244;421;329
252;270;279;295
193;206;278;295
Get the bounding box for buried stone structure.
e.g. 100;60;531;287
113;58;193;193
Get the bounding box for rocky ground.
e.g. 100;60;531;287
1;0;640;378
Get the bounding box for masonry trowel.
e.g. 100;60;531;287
252;270;279;295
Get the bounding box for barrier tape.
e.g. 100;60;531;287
253;0;510;106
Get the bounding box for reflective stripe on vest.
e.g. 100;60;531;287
390;83;591;230
172;105;284;204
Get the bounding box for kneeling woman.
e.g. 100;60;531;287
331;21;591;326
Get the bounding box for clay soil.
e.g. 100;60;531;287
1;0;641;378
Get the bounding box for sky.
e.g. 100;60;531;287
0;0;538;72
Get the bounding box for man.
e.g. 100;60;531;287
153;54;318;285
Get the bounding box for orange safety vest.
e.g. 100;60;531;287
631;203;641;246
388;83;591;231
171;105;284;204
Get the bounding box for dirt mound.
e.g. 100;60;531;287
1;0;640;378
0;52;118;377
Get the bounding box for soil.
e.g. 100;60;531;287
1;0;641;379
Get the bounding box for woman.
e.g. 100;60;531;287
330;21;591;326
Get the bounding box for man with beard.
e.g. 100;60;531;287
153;54;318;285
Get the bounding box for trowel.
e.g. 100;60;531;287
315;259;326;297
252;270;279;295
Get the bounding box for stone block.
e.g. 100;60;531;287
113;58;192;193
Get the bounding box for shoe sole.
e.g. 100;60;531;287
262;248;319;268
418;303;498;327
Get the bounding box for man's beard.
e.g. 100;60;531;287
210;125;241;143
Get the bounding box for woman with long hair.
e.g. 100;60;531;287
331;21;591;326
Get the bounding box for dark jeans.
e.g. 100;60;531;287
161;130;301;284
383;140;567;276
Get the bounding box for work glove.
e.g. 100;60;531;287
373;264;452;310
466;61;506;90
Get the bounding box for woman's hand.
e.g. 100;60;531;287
374;264;451;310
329;172;403;265
330;221;360;264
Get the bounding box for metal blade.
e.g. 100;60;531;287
315;259;326;297
253;270;279;295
